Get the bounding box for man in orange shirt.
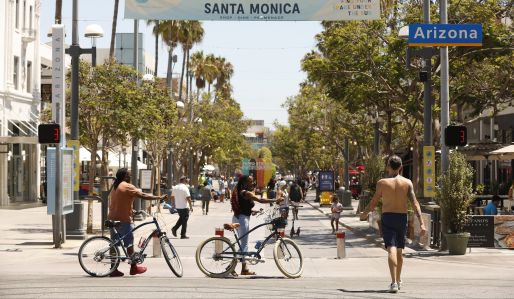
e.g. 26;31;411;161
108;168;166;277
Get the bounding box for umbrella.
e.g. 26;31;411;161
203;165;215;171
488;144;514;160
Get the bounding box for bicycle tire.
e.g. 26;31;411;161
161;236;183;277
195;236;237;278
273;237;303;278
78;236;120;277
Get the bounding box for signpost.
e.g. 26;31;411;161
408;24;483;47
318;170;335;192
423;146;436;198
125;0;381;21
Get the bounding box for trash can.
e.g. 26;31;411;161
336;187;353;210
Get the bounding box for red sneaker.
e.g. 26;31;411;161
109;269;124;277
130;265;147;275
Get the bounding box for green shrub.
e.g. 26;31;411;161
436;152;475;233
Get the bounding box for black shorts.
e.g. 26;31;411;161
381;212;407;249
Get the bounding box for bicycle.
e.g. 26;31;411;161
78;208;183;278
195;208;303;279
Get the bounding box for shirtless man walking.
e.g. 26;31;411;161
360;155;426;293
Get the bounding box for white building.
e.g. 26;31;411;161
0;0;42;206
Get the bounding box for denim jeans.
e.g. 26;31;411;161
110;222;134;248
232;214;250;262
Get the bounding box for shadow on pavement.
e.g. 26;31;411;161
10;228;53;234
338;288;391;294
16;241;54;246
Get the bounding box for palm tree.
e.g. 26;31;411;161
177;21;204;103
147;20;160;77
204;54;219;97
214;56;234;101
55;0;62;24
190;51;206;99
159;20;182;96
109;0;120;62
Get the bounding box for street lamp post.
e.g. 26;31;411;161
187;71;194;183
64;0;103;239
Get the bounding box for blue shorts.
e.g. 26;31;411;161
381;213;407;249
110;222;135;248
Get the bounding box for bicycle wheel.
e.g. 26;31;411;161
78;236;120;277
273;237;303;278
196;236;237;278
161;236;183;277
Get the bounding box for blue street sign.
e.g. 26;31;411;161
408;24;482;47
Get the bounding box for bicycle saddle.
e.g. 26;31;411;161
104;220;121;228
223;223;241;230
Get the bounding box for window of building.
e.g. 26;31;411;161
26;61;32;93
13;56;19;89
15;0;20;29
29;5;33;30
23;1;26;29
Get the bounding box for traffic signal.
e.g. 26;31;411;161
445;125;467;146
38;124;60;144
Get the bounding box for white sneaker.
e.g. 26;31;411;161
389;282;399;293
398;280;402;290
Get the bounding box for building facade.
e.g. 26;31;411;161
0;0;41;206
244;119;271;150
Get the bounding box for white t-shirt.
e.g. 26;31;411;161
172;183;191;209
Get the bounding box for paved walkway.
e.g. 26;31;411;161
1;191;514;298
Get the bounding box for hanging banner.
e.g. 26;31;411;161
125;0;381;21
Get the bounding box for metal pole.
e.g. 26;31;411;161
344;137;350;188
54;102;62;248
167;146;173;200
440;0;450;251
132;19;143;220
440;0;450;173
423;0;432;149
373;120;380;155
66;0;85;239
188;74;194;183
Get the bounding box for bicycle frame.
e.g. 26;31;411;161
221;219;284;260
109;217;164;260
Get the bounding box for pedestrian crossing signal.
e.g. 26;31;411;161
38;124;60;144
445;125;467;146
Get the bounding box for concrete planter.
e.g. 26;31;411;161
446;232;470;255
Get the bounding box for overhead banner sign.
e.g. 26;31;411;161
408;24;482;47
125;0;381;21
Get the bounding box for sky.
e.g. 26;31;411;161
39;0;323;128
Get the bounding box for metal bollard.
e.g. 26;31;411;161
276;228;285;259
215;227;224;254
336;231;346;258
153;232;161;258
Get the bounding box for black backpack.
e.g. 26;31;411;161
290;185;302;202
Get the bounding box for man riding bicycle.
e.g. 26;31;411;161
108;168;166;277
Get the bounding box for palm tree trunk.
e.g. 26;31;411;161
109;0;120;62
154;21;159;77
55;0;62;24
87;144;97;234
179;50;187;102
166;48;173;96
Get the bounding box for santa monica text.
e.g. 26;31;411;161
204;2;301;15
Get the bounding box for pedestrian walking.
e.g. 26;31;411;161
360;155;426;293
219;176;226;202
289;180;303;220
171;176;193;239
230;175;278;275
200;181;212;215
267;177;276;199
330;194;343;234
107;168;166;277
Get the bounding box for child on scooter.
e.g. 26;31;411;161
330;195;343;234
